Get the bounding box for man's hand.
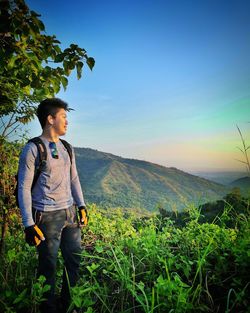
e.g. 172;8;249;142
78;206;88;227
24;225;45;246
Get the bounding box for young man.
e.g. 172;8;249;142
17;98;88;313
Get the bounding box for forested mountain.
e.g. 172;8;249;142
229;176;250;196
75;147;230;211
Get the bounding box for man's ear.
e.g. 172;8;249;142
47;115;54;126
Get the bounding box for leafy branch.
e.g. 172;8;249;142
0;0;95;139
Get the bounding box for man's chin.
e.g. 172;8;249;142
59;130;67;136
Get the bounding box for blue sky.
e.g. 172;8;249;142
26;0;250;172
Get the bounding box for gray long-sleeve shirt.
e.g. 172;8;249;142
17;137;86;227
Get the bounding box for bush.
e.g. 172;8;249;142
0;203;249;312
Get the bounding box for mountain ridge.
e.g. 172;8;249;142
75;147;230;211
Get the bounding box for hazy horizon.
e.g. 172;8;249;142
72;145;247;175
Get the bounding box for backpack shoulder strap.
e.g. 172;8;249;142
28;137;47;162
60;139;73;164
28;137;47;189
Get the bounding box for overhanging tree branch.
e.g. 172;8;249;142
0;0;95;139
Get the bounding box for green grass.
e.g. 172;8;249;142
0;203;249;313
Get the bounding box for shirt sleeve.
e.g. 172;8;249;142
71;147;86;207
17;143;37;227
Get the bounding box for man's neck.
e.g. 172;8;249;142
41;129;60;142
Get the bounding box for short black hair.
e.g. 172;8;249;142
37;98;71;129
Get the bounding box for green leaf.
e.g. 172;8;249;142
30;10;41;18
76;61;83;79
8;55;18;68
77;47;87;56
63;60;69;71
13;289;28;304
70;44;78;50
54;45;61;54
20;77;31;87
95;244;103;253
68;61;75;70
53;81;61;94
86;57;95;71
37;20;45;31
42;285;51;293
61;76;68;90
54;53;66;63
65;69;71;76
73;296;82;308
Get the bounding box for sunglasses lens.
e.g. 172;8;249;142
49;142;59;159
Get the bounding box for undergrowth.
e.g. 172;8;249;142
0;203;249;312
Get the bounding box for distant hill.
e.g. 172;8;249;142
229;176;250;196
191;171;246;185
75;147;229;211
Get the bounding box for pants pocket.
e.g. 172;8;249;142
32;209;43;226
66;205;78;227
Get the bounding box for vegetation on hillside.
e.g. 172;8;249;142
75;147;229;211
157;188;249;227
0;201;249;312
229;177;250;197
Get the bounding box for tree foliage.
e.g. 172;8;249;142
0;137;21;254
0;0;95;137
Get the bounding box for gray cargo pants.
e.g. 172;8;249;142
33;205;81;313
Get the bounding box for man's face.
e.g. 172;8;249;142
50;108;68;136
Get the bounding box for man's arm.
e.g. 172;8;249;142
70;147;86;207
18;143;36;227
18;142;46;246
70;147;88;226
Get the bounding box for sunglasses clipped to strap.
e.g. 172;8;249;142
49;141;59;159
